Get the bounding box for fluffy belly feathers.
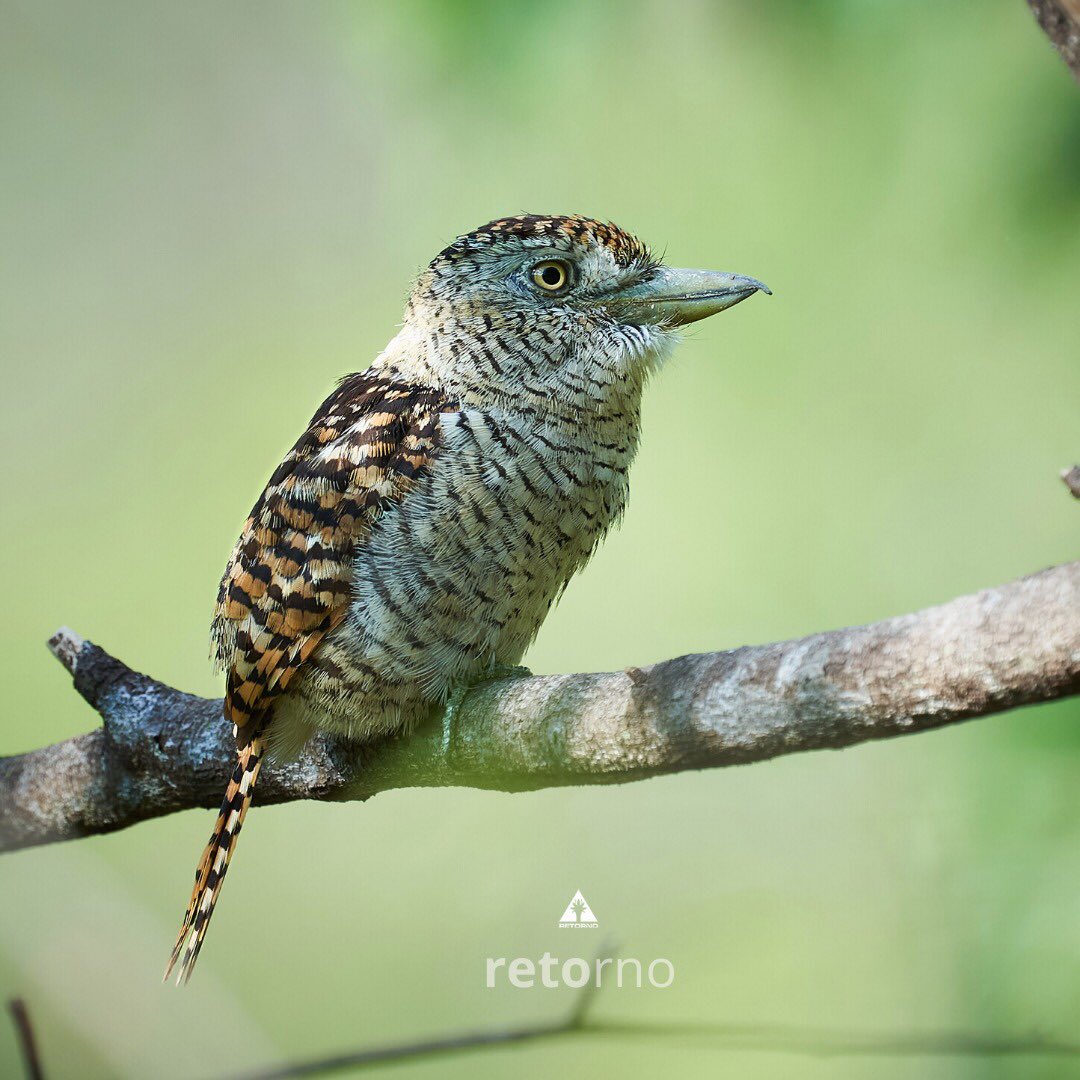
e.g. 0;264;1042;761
274;406;633;749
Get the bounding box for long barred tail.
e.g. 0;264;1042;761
165;735;266;984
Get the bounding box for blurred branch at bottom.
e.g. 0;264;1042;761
234;1017;1080;1078
232;1011;586;1080
7;999;45;1080
230;1015;1080;1075
233;960;602;1080
0;473;1078;853
7;980;1077;1080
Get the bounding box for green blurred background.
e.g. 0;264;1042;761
1;2;1078;1077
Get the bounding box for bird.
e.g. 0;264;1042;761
165;214;768;982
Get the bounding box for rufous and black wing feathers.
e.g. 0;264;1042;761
166;374;451;982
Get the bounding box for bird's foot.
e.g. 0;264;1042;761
440;664;534;753
483;663;534;684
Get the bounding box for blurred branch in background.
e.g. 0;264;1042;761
1028;0;1080;78
233;960;603;1080
9;980;1079;1080
235;1017;1080;1078
6;999;45;1080
1;472;1077;854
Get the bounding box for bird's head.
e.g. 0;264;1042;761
386;214;769;417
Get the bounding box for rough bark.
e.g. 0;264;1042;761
1028;0;1080;79
2;557;1077;854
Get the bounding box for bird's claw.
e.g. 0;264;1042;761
483;663;534;683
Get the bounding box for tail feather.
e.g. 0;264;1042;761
165;735;265;984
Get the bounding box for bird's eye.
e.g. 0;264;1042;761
530;260;572;294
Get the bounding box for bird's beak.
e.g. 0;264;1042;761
605;267;771;326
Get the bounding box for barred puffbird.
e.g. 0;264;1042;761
166;214;769;982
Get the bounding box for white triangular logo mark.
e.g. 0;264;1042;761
558;890;597;927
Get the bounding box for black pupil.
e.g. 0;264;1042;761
540;265;563;287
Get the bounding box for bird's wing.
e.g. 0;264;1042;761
211;373;452;743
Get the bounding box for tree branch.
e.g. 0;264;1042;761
235;1015;1080;1079
1028;0;1080;79
233;954;603;1080
2;544;1078;853
6;999;46;1080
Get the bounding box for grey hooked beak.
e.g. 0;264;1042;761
606;267;771;326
